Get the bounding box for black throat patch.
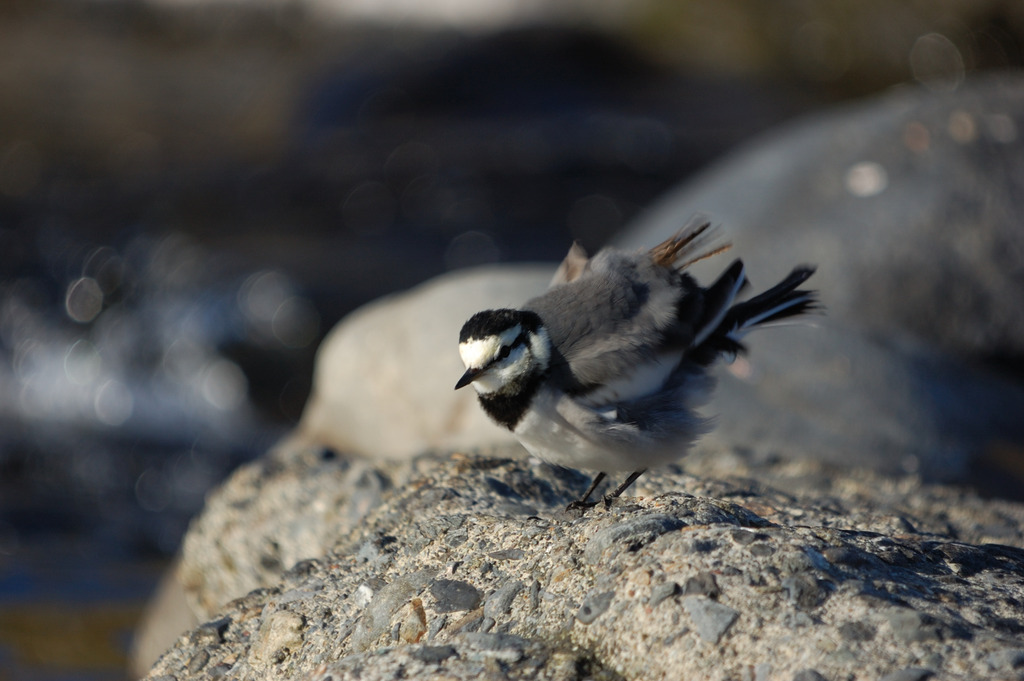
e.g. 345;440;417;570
477;368;546;431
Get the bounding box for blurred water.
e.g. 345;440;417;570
0;226;313;679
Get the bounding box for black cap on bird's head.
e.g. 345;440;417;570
456;309;546;391
458;309;541;343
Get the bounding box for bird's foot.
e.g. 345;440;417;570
565;499;599;513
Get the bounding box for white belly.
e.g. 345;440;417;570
512;388;687;473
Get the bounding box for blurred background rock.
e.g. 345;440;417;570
0;0;1022;679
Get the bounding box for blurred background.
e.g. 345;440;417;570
0;0;1022;678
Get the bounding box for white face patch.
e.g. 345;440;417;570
458;324;522;370
458;323;538;395
459;336;501;370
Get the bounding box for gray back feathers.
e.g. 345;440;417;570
525;247;697;394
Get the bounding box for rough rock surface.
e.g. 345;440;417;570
147;442;1024;681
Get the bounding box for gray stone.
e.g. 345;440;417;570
483;580;523;619
878;668;934;681
729;529;762;545
621;75;1024;482
429;579;483;614
822;546;885;570
487;548;525;561
792;671;828;681
682;596;740;644
624;76;1024;357
186;649;209;674
837;621;875;642
682;572;720;599
885;609;943;643
648;581;679;607
460;632;529;662
782;574;829;611
351;571;434;652
411;645;456;663
583;514;686;564
987;648;1024;671
576;591;615;624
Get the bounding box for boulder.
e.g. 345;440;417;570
623;75;1024;358
144;446;1024;681
620;75;1024;482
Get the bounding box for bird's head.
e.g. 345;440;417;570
456;309;549;394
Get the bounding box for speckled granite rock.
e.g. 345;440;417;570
177;446;408;619
145;446;1024;681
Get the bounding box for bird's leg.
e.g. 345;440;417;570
566;471;606;511
602;469;647;508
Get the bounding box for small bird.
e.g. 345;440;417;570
455;220;817;510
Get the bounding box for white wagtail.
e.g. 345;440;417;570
455;220;817;509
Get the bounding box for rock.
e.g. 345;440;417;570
304;633;581;681
782;573;830;611
583;515;689;564
411;644;456;663
176;443;407;620
648;581;680;607
429;579;483;613
885;609;943;643
682;572;720;599
251;609;306;664
878;668;935;681
483;581;524;619
682;596;739;644
837;621;876;642
351;570;434;652
620;75;1024;483
792;671;828;681
624;74;1024;356
987;648;1024;671
576;591;615;624
140;449;1024;681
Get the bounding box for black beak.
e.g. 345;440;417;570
455;367;481;390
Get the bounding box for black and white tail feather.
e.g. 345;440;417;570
690;261;818;366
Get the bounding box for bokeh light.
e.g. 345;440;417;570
844;161;889;198
65;278;104;323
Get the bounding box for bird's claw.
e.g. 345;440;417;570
565;499;599;513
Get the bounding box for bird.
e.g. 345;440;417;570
455;219;817;510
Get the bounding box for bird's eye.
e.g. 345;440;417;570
495;345;512;361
